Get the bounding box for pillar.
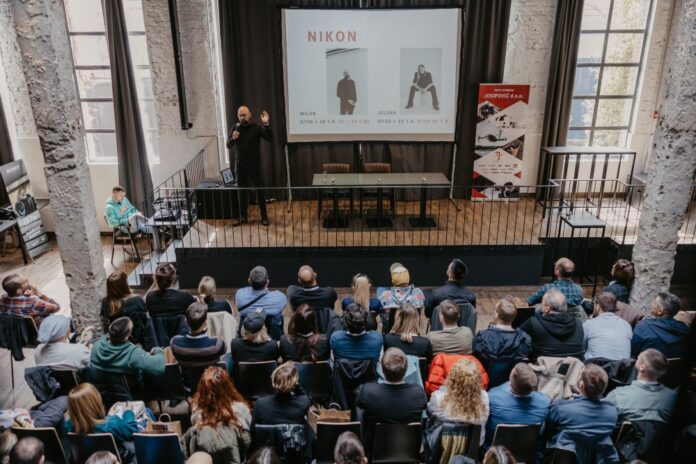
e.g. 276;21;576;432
630;0;696;308
10;0;107;330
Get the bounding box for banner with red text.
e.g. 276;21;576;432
473;84;530;200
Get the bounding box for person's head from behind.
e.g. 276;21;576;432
36;314;71;345
334;431;367;464
447;258;468;282
390;263;410;288
541;289;567;315
438;299;460;328
554;258;575;279
197;276;217;302
611;259;635;286
237;106;251;124
272;361;298;394
343;302;367;335
111;185;126;202
106;271;131;302
193;366;246;428
494;297;517;326
390;304;420;343
186;302;208;335
594;291;618;314
509;362;538;396
2;274;28;297
297;265;317;288
636;348;668;382
579;364;608;400
351;273;371;309
242;310;270;344
246;447;281;464
650;291;681;319
154;263;177;292
381;348;408;384
289;304;316;337
249;266;269;290
84;451;119;464
442;358;483;420
483;446;516;464
67;383;105;435
108;317;133;344
8;437;44;464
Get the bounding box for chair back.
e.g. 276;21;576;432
418;357;429;383
143;363;187;402
234;361;278;400
661;357;685;389
312;307;342;338
180;361;226;395
253;423;307;461
12;427;67;464
150;313;188;347
296;361;332;405
20;316;39;347
322;163;351;174
372;422;422;463
68;432;122;464
77;367;132;409
429;302;477;334
206;310;237;350
50;369;79;397
550;448;577;464
331;358;377;411
513;307;536;329
133;433;185;464
315;421;361;464
363;163;391;174
492;424;540;463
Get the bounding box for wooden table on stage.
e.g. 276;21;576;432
312;172;450;228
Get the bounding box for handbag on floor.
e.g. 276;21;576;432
308;403;351;432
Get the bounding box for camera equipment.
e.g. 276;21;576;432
0;206;16;220
14;194;37;218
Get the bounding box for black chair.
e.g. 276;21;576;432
661;357;685;389
77;367;133;409
142;363;188;407
68;432;121;464
296;361;332;405
429;303;477;334
254;423;307;463
371;422;422;464
133;433;185;464
315;421;361;464
234;361;278;401
180;361;226;395
491;424;540;463
331;358;377;411
50;369;80;397
359;162;396;219
318;162;354;220
549;448;577;464
424;421;480;463
12;427;67;464
0;314;39;387
311;307;342;339
150;313;188;348
106;216;152;264
512;307;536;329
418;357;429;384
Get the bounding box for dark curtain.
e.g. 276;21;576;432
539;0;584;183
103;0;153;208
219;0;511;188
0;96;15;205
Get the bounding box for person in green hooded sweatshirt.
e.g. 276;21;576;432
90;316;165;381
105;185;161;250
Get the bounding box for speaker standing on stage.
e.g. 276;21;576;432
226;106;272;226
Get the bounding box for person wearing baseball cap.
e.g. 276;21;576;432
231;309;279;363
377;263;425;332
425;258;476;318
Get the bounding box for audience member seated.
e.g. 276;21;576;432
544;364;618;462
34;314;90;371
252;361;312;427
171;302;227;374
198;276;232;313
583;292;632;361
8;437;44;464
527;258;584;309
606;348;677;423
235;267;287;333
378;263;425;327
427;358;490;445
520;290;584;359
105;185;159;249
0;274;60;328
383;303;432;360
287;265;337;310
356;348;428;453
330;303;382;361
85;451;119;464
473;298;531;385
183;367;251;464
425;258;476;318
100;271;149;346
603;259;634;304
65;383;139;464
334;431;367;464
230;310;280;363
485;363;550;445
185;452;214;464
90;317;165;380
145;263;196;316
279;304;330;362
341;274;383;328
0;430;17;463
245;447;281;464
427;300;473;355
631;292;689;359
482;446;517;464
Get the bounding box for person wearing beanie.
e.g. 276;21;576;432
425;258;476;318
230;309;280;363
377;263;425;331
34;315;90;371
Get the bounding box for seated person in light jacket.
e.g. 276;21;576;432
427;300;473;355
34;314;90;371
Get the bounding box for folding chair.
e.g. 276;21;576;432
68;432;122;464
0;315;39;387
12;427;68;464
491;424;540;463
133;433;185;464
315;421;361;464
234;361;278;401
371;422;422;464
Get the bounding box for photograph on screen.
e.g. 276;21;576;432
326;48;367;115
401;48;442;114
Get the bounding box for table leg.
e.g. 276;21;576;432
409;186;437;228
366;187;394;229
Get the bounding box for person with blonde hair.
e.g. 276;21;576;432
342;274;383;329
65;383;139;463
252;362;312;426
197;276;232;313
427;357;489;445
383;304;432;360
230;310;279;363
85;451;120;464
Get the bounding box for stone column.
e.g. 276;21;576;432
630;0;696;309
10;0;107;330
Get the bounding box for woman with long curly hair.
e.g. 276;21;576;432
427;358;490;445
183;366;251;463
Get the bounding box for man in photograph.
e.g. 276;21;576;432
337;69;357;115
406;64;439;111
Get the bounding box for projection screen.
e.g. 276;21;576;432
282;9;461;143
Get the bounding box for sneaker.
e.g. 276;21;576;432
232;218;246;227
261;218;270;227
405;104;413;109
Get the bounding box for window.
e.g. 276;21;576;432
567;0;654;147
64;0;157;163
